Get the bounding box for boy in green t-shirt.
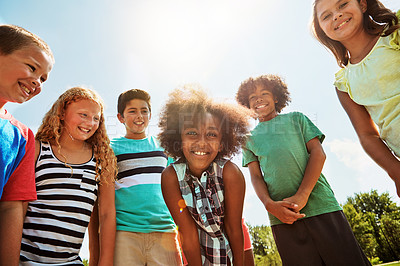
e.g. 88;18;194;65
236;74;370;265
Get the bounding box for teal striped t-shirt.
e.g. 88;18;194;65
111;136;175;233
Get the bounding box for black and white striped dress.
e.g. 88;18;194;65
20;142;98;265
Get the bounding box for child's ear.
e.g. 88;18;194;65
117;113;125;124
359;0;367;12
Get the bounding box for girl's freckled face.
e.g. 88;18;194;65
61;99;101;142
181;112;222;178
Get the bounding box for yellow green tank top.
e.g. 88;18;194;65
334;11;400;157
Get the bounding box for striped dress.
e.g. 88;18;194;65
20;142;98;265
173;159;232;266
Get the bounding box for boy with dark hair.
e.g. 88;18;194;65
236;74;370;265
112;89;182;265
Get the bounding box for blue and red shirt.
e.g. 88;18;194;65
0;110;36;201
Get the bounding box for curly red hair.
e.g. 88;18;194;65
35;87;117;183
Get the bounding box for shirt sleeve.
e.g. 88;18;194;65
296;112;325;144
1;129;37;201
241;143;258;167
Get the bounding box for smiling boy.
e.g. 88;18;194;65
237;74;370;265
0;25;53;266
111;89;182;266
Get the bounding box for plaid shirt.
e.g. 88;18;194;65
173;159;232;265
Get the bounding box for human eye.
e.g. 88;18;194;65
320;13;332;21
339;2;348;9
185;130;197;136
80;113;88;118
93;116;100;122
207;131;219;138
207;132;217;138
249;95;256;101
27;64;36;72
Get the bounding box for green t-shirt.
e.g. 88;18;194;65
242;112;342;225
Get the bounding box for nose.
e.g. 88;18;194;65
30;77;42;89
334;12;343;21
197;134;207;147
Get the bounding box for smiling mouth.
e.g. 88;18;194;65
78;127;90;133
20;83;33;95
193;151;208;156
335;18;351;30
255;104;267;109
134;121;144;125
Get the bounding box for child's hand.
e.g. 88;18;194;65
265;200;305;224
283;194;308;213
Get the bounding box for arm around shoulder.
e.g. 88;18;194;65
161;166;202;266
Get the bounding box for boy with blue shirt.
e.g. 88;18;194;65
112;89;181;266
236;74;370;266
0;24;53;265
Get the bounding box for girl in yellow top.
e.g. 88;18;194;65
312;0;400;197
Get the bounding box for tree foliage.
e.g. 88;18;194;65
343;190;400;263
248;224;282;266
248;190;400;265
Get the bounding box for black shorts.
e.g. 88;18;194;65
271;211;371;266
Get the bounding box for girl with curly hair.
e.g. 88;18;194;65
159;86;250;266
20;87;117;265
311;0;400;197
237;74;370;265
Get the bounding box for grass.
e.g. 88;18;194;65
377;262;400;266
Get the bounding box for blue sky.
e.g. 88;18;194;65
2;0;400;259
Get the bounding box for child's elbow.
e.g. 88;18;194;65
320;149;326;162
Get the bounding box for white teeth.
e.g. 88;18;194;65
79;127;90;133
20;83;31;94
256;104;267;109
193;151;207;156
336;19;350;30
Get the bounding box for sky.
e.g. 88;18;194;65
2;0;400;260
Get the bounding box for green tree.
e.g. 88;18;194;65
248;224;282;266
343;190;400;263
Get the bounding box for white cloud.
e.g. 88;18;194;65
325;139;399;203
326;138;372;171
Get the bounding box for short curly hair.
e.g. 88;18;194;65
158;85;251;160
236;74;291;113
